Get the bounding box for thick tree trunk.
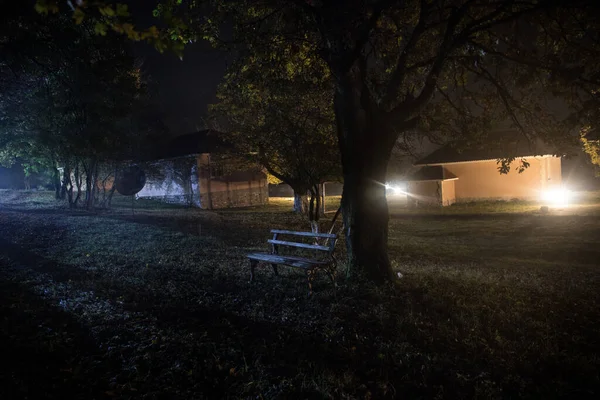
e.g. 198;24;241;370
335;71;398;283
340;157;394;282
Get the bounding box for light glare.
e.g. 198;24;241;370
541;187;571;206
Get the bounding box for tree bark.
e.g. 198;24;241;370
73;163;82;208
62;164;74;206
84;158;98;210
340;156;394;283
335;70;398;283
106;186;116;208
292;191;306;213
53;168;61;199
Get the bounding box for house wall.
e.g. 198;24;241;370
135;153;268;209
136;157;200;206
407;180;441;207
547;156;562;188
441;180;456;206
443;156;561;202
197;154;268;209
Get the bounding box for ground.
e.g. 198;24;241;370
1;190;599;399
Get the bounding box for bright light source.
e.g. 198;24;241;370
385;182;407;195
541;187;572;206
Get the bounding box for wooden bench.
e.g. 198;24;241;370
247;229;338;295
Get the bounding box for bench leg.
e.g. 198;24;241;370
271;263;279;276
249;259;258;282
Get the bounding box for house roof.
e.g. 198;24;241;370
150;129;233;160
415;134;556;166
405;166;457;181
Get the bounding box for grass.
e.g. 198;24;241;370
1;190;599;399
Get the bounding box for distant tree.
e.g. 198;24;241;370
39;0;600;282
210;58;340;222
1;3;166;208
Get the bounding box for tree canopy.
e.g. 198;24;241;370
210;53;340;219
1;2;165;207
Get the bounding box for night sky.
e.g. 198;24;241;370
129;1;229;135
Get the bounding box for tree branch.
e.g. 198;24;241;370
383;0;430;106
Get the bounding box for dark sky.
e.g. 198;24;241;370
129;1;229;135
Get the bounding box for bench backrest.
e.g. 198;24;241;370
268;229;337;256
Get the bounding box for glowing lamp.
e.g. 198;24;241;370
541;187;571;206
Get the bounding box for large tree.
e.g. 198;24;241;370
40;0;600;281
186;0;600;282
210;57;340;220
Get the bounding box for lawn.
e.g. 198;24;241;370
1;190;599;399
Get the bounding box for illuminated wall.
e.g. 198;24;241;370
443;156;561;202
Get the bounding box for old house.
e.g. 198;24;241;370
136;130;268;209
406;136;562;206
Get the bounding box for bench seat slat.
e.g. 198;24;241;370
271;229;336;239
247;253;328;269
268;239;330;252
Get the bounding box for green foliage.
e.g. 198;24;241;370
581;128;600;176
34;0;189;57
1;3;167;203
210;54;340;193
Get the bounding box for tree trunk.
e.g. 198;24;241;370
106;165;117;208
308;190;315;221
62;164;74;206
73;163;82;207
53;168;61;199
340;157;394;283
84;158;98;210
106;186;116;208
335;70;398;283
292;191;305;213
314;184;321;221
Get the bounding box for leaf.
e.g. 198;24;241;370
73;8;85;25
99;6;116;17
94;22;108;36
116;4;130;17
34;0;59;15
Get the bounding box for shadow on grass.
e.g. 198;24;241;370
0;205;265;247
0;275;115;400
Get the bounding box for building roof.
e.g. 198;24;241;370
405;166;458;181
415;134;556;166
150;130;233;160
